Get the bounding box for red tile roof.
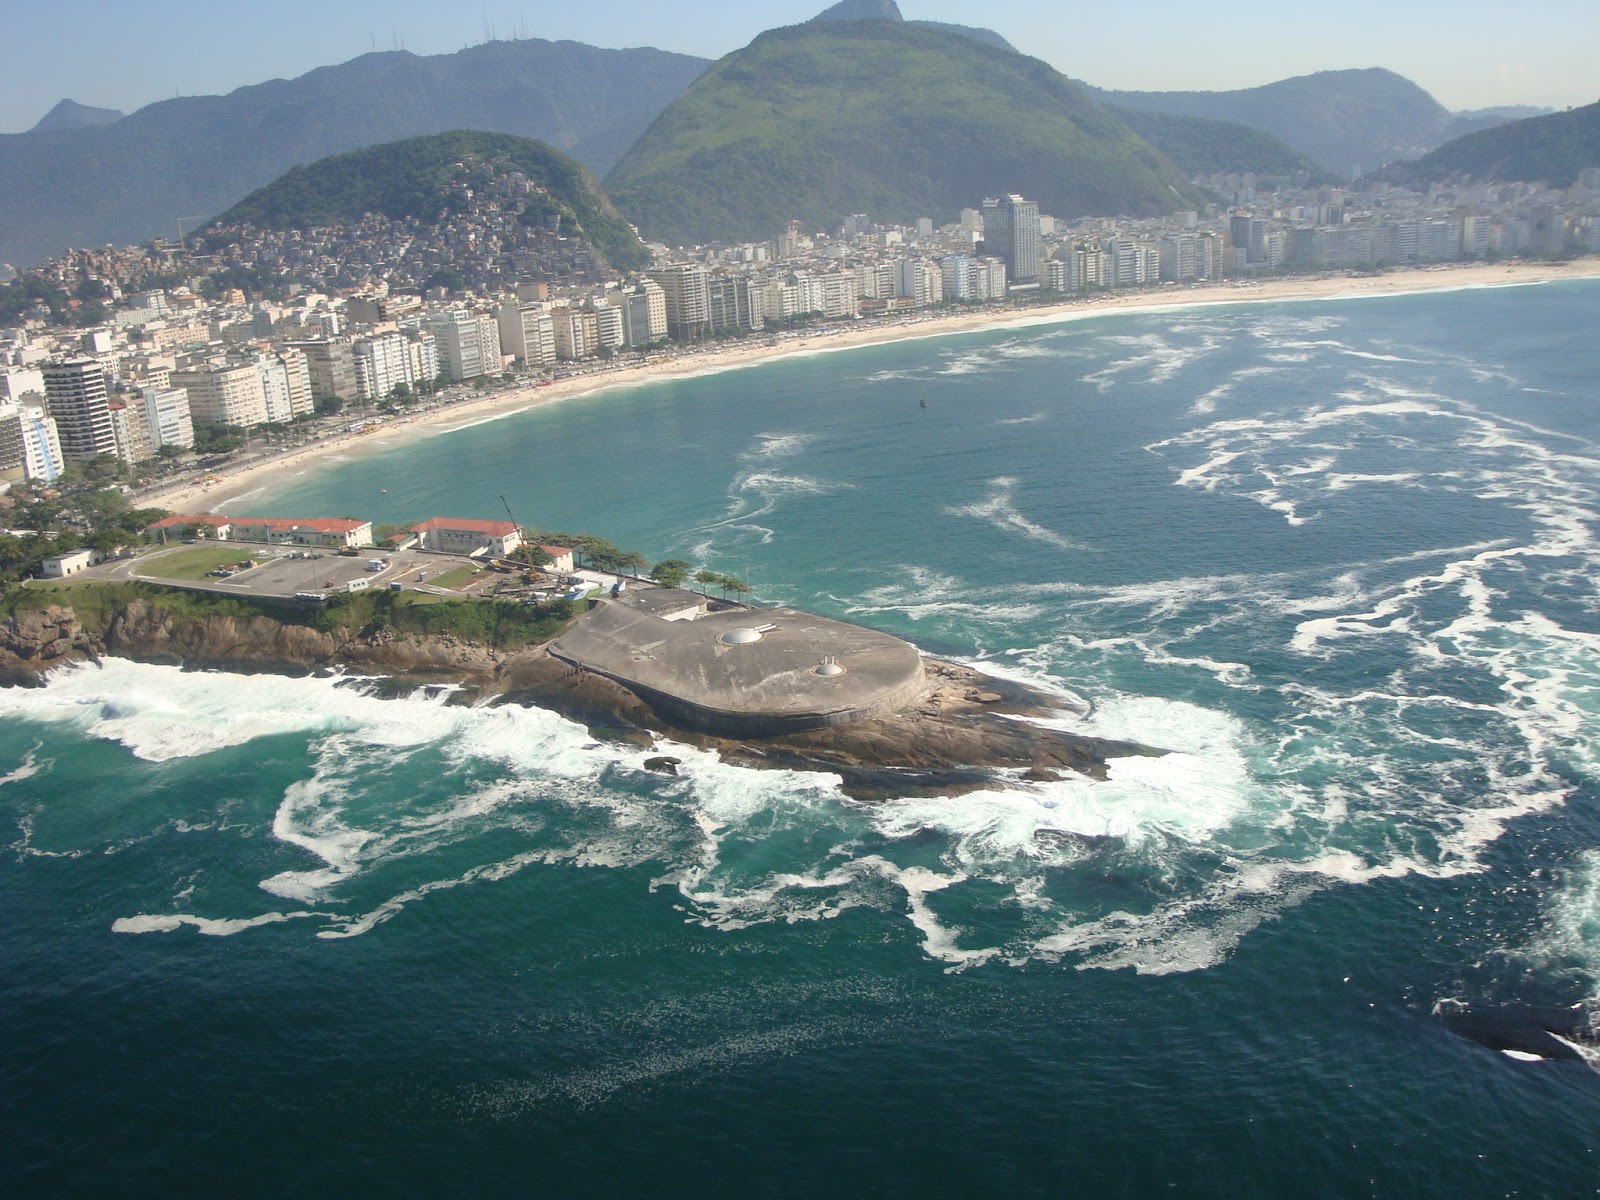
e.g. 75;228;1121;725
230;516;370;533
147;514;232;529
410;517;520;537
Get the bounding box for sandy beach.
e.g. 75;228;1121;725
147;257;1600;516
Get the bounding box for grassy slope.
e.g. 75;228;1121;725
605;21;1205;245
4;581;577;652
211;130;650;272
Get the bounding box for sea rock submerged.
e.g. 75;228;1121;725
0;595;1154;800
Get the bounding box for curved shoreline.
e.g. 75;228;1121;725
149;258;1600;515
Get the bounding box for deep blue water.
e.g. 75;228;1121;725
5;280;1600;1197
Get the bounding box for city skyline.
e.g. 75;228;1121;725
3;0;1596;135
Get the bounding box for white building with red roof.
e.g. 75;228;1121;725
145;513;235;539
228;516;373;548
410;516;523;557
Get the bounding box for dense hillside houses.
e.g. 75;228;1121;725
2;163;1596;486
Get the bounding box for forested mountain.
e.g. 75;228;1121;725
605;20;1204;246
207;131;651;272
0;39;708;268
1106;108;1331;180
1382;101;1600;189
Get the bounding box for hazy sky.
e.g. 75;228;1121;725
4;0;1596;134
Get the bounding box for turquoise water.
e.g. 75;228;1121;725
6;281;1600;1196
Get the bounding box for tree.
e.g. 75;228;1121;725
314;395;344;417
389;381;412;404
512;543;552;570
651;559;692;589
78;487;131;532
721;575;751;599
694;569;721;592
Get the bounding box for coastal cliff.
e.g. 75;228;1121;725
0;590;1152;799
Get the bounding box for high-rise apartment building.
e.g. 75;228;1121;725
170;362;269;428
138;385;195;450
475;315;503;376
275;346;314;417
550;308;599;361
352;332;412;401
980;194;1040;284
1229;214;1269;264
43;358;116;463
650;265;712;340
424;311;488;382
589;302;625;350
893;259;941;305
106;398;153;464
707;275;766;331
284;338;359;402
0;402;64;481
497;303;557;366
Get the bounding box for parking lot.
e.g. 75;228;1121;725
105;544;464;600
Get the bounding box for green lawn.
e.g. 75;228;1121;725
428;564;488;591
139;545;261;580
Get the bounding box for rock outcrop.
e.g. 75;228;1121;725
0;593;1155;799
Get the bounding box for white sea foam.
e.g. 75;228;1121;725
747;431;815;459
112;910;330;936
945;475;1084;551
1080;331;1223;392
0;744;47;788
1526;850;1600;996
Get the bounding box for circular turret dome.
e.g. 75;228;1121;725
813;662;846;677
718;627;763;645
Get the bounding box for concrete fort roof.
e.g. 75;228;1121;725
548;589;926;736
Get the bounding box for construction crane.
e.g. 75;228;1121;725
498;494;522;536
499;494;538;577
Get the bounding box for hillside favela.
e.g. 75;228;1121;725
5;1;1600;1196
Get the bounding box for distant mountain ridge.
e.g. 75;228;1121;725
1094;69;1497;175
606;20;1203;247
0;39;709;268
30;99;123;132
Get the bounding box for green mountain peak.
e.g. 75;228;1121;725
605;21;1203;246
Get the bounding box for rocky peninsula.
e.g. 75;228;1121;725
0;587;1153;800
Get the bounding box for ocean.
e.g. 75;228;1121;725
5;280;1600;1197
